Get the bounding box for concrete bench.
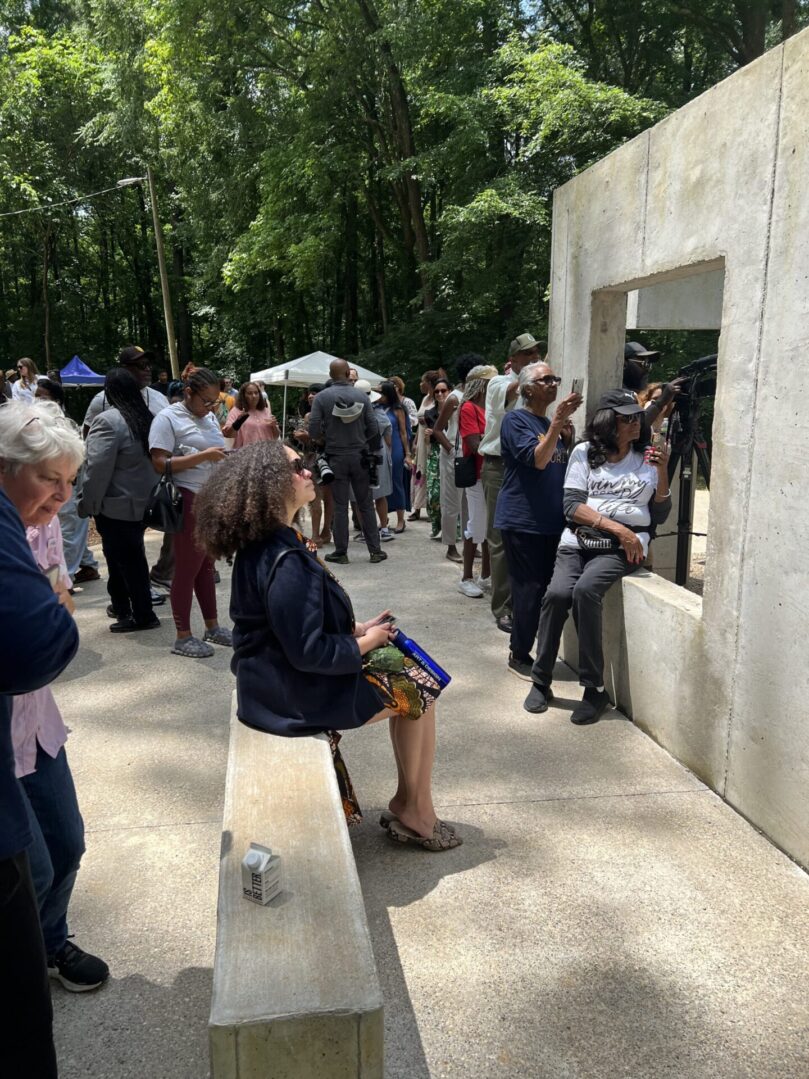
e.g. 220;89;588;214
209;694;383;1078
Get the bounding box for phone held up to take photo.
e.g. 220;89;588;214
571;378;584;396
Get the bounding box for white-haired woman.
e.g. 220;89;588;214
0;399;109;995
496;362;581;680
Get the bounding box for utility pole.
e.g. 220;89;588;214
146;166;179;379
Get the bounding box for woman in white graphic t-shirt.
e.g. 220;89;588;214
523;389;672;725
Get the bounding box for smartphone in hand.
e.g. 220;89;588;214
571;378;584;396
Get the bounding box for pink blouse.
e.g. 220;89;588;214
12;519;71;778
225;407;279;449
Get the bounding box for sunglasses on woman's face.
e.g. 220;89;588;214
617;412;641;424
530;376;562;386
290;458;305;474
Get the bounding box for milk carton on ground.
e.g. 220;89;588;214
241;843;283;905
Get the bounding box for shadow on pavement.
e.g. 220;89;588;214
352;820;506;1078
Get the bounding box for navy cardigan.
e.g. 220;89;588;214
230;527;384;736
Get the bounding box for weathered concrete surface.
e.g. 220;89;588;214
209;708;383;1078
51;524;809;1078
548;28;809;866
626;269;724;330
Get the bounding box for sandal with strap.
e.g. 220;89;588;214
172;636;214;659
387;818;462;851
379;810;396;830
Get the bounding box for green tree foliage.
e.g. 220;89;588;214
0;0;805;384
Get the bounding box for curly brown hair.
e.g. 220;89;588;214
194;441;295;558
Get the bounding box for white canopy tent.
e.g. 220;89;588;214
250;351;389;436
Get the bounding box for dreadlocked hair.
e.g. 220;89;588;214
104;367;153;453
194;440;295;559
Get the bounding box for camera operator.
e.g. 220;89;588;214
624;342;686;437
307;359;386;564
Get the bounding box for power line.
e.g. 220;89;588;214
0;182;132;219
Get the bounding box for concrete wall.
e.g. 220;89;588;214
548;29;809;868
626;269;724;330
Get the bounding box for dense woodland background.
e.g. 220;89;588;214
0;0;805;385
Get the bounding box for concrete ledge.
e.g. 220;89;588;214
209;694;383;1078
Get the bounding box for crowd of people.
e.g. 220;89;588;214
1;332;679;1077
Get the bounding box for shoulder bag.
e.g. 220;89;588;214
453;422;478;488
143;459;184;533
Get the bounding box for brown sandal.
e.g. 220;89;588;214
387;818;462;851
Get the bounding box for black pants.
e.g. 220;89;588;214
149;531;174;584
96;514;154;623
330;454;381;555
532;546;637;689
0;851;57;1078
501;530;561;660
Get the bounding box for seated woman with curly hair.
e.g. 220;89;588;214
193;440;461;851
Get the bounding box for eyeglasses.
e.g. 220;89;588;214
530;376;562;386
617;412;642;424
193;392;219;409
126;360;151;372
291;458;305;475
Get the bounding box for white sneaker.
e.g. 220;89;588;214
457;578;484;598
476;575;492;593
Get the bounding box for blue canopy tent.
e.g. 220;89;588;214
59;355;105;386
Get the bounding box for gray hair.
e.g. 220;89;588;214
518;361;550;398
0;399;84;475
462;364;498;403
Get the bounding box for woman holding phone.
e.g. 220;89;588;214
496;363;580;680
524;389;672;725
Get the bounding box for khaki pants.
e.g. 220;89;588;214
481;456;511;620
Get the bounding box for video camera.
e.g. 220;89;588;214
360;447;382;488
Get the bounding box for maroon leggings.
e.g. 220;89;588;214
170;488;217;634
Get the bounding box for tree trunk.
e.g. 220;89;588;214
343;191;359;354
782;0;797;38
354;0;434;308
42;226;51;369
171;208;194;367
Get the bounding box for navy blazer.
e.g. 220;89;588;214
230;527;384;736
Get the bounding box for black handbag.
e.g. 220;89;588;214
453;425;478;488
143;460;184;533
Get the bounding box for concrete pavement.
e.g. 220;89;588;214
52;523;809;1077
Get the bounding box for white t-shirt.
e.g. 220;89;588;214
559;442;659;555
443;387;463;452
84;385;168;428
479;373;524;457
148;402;225;492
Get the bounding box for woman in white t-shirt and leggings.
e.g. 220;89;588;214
149;368;232;658
524;389;671;724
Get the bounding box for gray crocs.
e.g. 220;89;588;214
172;636;215;659
203;626;233;647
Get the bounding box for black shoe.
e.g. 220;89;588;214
72;566;101;584
571;688;611;725
369;550;388;563
110;615;161;633
496;614;513;634
507;653;534;681
150;590;167;606
523;683;554;714
325;552;349;564
48;941;109;992
106;604;131;620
